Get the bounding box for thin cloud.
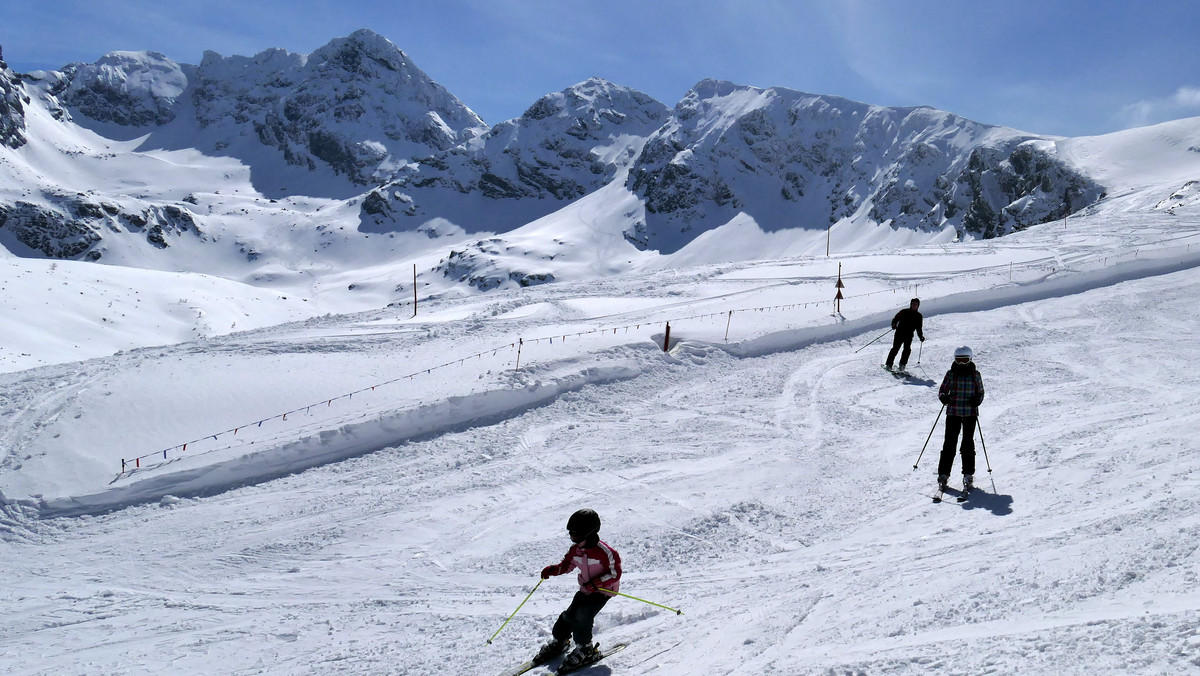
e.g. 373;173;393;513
1119;86;1200;129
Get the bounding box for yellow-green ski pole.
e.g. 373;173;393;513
600;588;683;615
487;578;543;645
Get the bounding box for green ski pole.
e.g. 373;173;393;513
600;588;683;615
487;578;543;645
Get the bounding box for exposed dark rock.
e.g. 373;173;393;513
0;202;100;258
0;63;29;149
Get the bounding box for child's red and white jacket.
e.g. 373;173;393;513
546;539;622;594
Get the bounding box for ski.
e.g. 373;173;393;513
932;486;945;503
957;486;973;502
499;642;628;676
497;658;541;676
555;643;629;675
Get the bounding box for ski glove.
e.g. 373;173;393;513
541;565;558;579
939;394;950;405
581;579;599;593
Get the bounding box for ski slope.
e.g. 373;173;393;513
3;204;1200;674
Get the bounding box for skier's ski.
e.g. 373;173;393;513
932;486;945;503
497;658;538;676
498;643;628;676
957;486;973;502
555;643;628;675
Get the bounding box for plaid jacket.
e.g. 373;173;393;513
939;362;985;417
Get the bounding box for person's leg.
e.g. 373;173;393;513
886;334;903;367
959;416;977;477
568;592;611;647
938;416;964;478
898;338;913;368
551;592;587;643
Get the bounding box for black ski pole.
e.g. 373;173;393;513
976;419;996;492
854;327;894;354
912;404;945;470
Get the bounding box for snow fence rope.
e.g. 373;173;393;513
120;238;1200;474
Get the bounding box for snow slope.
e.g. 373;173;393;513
2;181;1200;673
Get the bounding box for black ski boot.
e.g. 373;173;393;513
534;637;569;664
560;643;600;671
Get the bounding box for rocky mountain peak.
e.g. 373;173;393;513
56;50;190;126
0;61;28;148
188;30;488;189
627;82;1102;252
360;79;669;233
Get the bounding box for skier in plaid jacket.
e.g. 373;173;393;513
937;346;985;490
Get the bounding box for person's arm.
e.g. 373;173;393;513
541;548;576;579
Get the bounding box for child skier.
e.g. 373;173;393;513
937;345;985;493
533;508;622;671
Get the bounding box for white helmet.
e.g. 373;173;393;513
954;346;974;360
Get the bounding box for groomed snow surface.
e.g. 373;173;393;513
3;200;1200;673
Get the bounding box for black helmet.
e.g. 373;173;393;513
567;508;601;537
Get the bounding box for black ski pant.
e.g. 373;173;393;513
939;415;977;477
553;591;610;647
887;332;915;367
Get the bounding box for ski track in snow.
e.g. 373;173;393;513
2;261;1200;674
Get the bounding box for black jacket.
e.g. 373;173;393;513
891;308;924;340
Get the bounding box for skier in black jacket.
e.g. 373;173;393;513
885;298;925;371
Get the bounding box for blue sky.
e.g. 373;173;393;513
3;0;1199;137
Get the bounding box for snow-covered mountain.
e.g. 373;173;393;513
359;77;670;235
0;29;1184;298
627;79;1103;253
32;29;489;195
0;57;29;149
